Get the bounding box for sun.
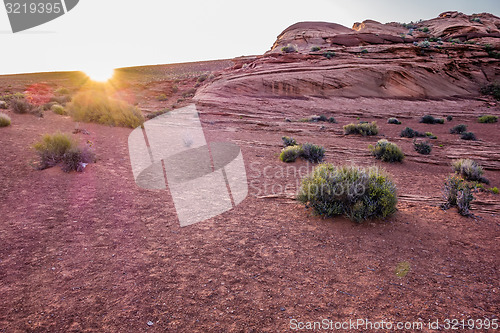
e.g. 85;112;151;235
83;67;115;82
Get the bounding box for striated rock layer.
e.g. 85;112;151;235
195;12;500;112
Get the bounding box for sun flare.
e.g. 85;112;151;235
83;67;115;82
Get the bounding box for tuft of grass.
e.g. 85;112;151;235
297;164;398;223
450;124;467;134
51;104;66;115
282;136;297;147
67;90;144;128
442;174;473;216
369;139;405;163
33;133;95;172
420;115;444;124
55;87;70;95
452;159;489;184
281;44;298;53
0;113;11;127
478;115;498;123
301;143;325;163
280;145;303;163
460;132;476;141
344;121;379;136
387;117;401;125
311;46;321;52
400;127;425;138
413;140;432;155
157;94;168;101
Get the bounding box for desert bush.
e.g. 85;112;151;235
157;94;168;101
182;88;197;98
328;117;336;123
50;95;72;105
51;104;66;115
490;187;499;194
425;132;437;139
0;92;24;101
413;140;431;155
282;136;297;147
452;159;489;184
323;51;335;59
11;98;36;114
297;164;397;222
478;115;498;123
67;91;144;128
279;145;303;163
450;124;467;134
33;132;94;172
197;73;209;83
369;139;405;162
420;115;444;124
301;143;325;163
0;113;11;127
281;44;297;53
55;87;70;95
387;117;401;125
400;127;425;138
484;45;500;60
344;121;379;136
311;46;321;52
460;132;476;141
442;174;473;216
446;115;453;122
480;82;500;99
0;101;7;109
418;40;431;48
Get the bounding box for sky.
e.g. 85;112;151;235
0;0;499;75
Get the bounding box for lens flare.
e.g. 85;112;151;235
83;67;115;82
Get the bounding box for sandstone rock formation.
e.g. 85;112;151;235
195;12;500;111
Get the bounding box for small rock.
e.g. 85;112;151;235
285;118;292;122
147;321;154;326
280;307;286;311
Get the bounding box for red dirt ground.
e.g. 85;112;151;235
1;46;499;333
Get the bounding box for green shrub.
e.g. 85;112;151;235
387;117;401;125
413;140;431;155
50;95;71;105
460;132;476;141
361;49;369;54
197;73;209;83
420;115;444;124
0;101;7;109
489;187;499;194
442;174;473;216
297;164;398;222
422;27;429;33
0;92;24;101
311;46;321;52
328;117;336;123
450;124;467;134
452;159;489;184
400;127;425;138
446;115;453;122
51;104;66;115
323;51;335;59
282;136;297;147
480;82;500;99
281;44;297;53
157;93;168;101
280;145;303;163
0;113;11;127
484;46;500;60
301;143;325;163
33;133;95;172
369;139;405;162
425;132;437;139
418;40;431;48
478;115;498;123
344;121;379;136
67;90;144;128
